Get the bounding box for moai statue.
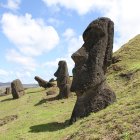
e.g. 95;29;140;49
54;61;71;99
34;76;55;88
69;17;116;124
5;87;11;95
11;79;25;99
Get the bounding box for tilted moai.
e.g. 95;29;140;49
11;79;25;99
34;76;55;88
54;61;71;99
69;17;116;124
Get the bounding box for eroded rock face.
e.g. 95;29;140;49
34;76;55;88
54;61;71;99
11;79;25;99
70;17;116;124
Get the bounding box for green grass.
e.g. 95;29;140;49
0;35;140;140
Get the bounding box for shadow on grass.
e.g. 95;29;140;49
29;119;70;132
26;89;46;94
1;98;13;102
34;96;58;106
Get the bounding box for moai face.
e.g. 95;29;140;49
71;18;114;95
54;61;68;78
54;61;69;86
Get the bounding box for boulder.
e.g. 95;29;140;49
11;79;25;99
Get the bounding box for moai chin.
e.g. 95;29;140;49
69;17;116;124
11;79;25;99
54;61;71;99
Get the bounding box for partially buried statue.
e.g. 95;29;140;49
69;17;116;124
34;76;55;88
54;61;71;99
11;79;25;99
5;87;11;95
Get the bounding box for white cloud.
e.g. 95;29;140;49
43;28;83;76
63;28;76;40
6;49;37;71
0;69;9;76
42;0;140;51
1;0;21;10
16;71;31;79
42;0;113;15
47;18;63;26
0;69;12;82
1;13;60;56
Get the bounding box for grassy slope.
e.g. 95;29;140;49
0;35;140;140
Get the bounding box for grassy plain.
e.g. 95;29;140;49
0;35;140;140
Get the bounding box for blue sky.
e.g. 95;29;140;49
0;0;140;83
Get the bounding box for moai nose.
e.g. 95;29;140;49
71;46;88;64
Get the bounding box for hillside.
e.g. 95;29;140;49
0;35;140;140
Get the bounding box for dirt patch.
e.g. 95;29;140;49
0;115;18;126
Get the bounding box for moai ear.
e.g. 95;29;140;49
103;20;114;73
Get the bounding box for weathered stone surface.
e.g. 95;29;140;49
34;76;55;88
5;87;11;95
49;78;55;82
54;61;71;99
46;91;56;96
11;79;25;99
69;17;116;124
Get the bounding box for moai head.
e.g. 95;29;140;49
54;61;69;78
54;61;69;85
34;76;47;87
11;79;25;99
71;17;114;94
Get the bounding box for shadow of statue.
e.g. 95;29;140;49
0;98;13;102
34;96;58;106
29;119;69;133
